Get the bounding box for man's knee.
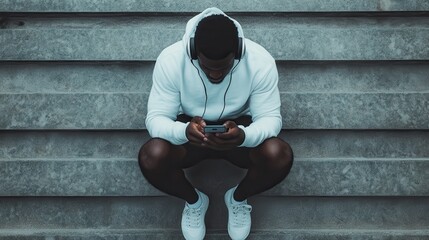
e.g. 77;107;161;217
138;138;172;171
253;138;294;172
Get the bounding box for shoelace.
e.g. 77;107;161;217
231;204;252;227
184;207;203;228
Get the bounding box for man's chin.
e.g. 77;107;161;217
208;78;225;84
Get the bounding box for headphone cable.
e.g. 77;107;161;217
191;60;208;118
217;59;241;121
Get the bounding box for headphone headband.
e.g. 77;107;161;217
189;37;244;60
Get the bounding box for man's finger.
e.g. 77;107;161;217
223;120;237;129
191;116;202;123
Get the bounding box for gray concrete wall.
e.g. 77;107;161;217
0;1;428;239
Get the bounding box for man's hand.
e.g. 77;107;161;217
201;120;245;150
185;116;207;146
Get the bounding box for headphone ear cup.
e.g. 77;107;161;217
235;37;243;60
190;37;197;60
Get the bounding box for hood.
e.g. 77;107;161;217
182;7;245;60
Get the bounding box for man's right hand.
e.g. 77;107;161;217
185;116;207;145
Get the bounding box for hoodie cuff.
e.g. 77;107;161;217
237;125;248;147
177;121;190;145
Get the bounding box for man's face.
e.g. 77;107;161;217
198;52;235;84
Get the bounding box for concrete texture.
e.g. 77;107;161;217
0;93;148;129
0;3;428;239
0;158;428;196
282;93;429;129
0;62;153;94
1;62;429;94
1;16;428;60
278;62;429;93
1;229;429;240
0;196;428;229
1;0;429;12
1;93;427;129
1;130;428;159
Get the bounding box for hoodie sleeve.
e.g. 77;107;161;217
145;53;189;145
238;59;282;147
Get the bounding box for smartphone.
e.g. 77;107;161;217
204;125;227;133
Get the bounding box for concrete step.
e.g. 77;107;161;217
1;93;428;129
1;229;429;240
1;157;428;196
0;196;428;230
1;0;429;12
1;130;428;159
2;131;427;198
1;16;428;60
1;62;429;94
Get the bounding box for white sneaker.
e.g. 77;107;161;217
224;187;252;240
181;190;209;240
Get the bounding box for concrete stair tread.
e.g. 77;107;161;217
1;157;428;196
1;93;428;129
1;62;429;94
2;0;429;12
1;228;429;240
1;130;428;159
1;196;428;230
1;16;428;61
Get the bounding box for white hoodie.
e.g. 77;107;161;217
145;7;282;147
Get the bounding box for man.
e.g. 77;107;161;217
138;7;293;240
